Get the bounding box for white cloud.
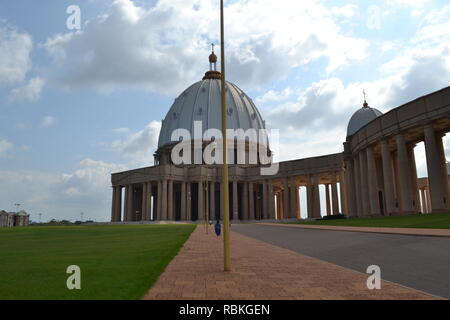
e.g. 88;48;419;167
0;24;32;85
256;87;295;105
111;120;161;166
0;158;128;222
40;116;56;128
413;4;450;46
8;77;45;102
276;127;346;162
0;139;13;159
59;158;128;201
44;0;368;93
387;0;430;8
331;5;357;18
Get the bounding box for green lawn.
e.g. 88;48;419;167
287;213;450;229
0;224;195;300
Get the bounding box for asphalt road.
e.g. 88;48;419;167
232;224;450;299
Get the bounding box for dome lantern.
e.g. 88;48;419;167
203;43;221;80
209;43;218;69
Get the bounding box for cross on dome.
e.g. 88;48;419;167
363;89;369;108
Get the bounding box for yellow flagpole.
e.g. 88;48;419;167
205;180;209;234
220;0;231;272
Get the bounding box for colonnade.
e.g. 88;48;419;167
344;123;450;216
111;170;347;222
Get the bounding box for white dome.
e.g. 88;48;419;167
158;78;266;149
347;105;383;137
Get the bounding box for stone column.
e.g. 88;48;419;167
395;134;414;214
111;186;122;222
157;181;162;221
249;182;255;220
426;187;432;214
262;180;268;219
407;145;420;213
345;159;357;217
392;152;402;213
290;177;297;218
436;133;450;210
167;180;173;220
306;175;313;219
380;140;396;215
232;180;238;220
353;154;362;216
359;150;370;216
424;188;429;213
117;186;123;221
141;183;147;221
296;185;300;219
268;179;275;219
424;124;450;212
419;189;426;213
111;187;117;222
142;182;151;221
331;172;340;215
146;182;153;220
161;180;168;220
339;171;348;215
313;175;321;218
205;181;210;223
283;178;290;219
210;182;215;221
275;192;280;220
187;182;192;220
129;185;135;221
366;146;380;216
198;181;204;222
325;184;331;216
279;192;284;218
125;185;133;221
180;182;186;220
242;182;248;220
123;185;129;221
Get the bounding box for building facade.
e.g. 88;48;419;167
0;210;30;227
110;53;450;223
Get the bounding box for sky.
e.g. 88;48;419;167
0;0;449;222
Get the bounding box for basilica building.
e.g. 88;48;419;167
110;51;450;223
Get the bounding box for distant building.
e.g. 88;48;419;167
0;210;30;227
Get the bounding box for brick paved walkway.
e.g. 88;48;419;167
263;223;450;237
142;225;441;300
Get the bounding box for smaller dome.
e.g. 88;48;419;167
347;104;382;137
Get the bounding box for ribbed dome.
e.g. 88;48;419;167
158;79;266;149
347;106;383;137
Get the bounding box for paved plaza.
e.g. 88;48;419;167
234;224;450;299
143;225;440;300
